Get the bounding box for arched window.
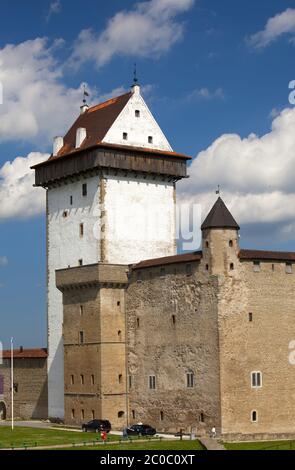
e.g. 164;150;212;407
118;411;125;418
251;410;258;422
187;371;194;388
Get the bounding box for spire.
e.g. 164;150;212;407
131;63;140;95
201;197;240;231
80;83;89;114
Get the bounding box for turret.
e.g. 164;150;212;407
201;197;240;276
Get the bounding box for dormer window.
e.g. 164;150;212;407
148;136;153;144
135;110;140;117
123;132;128;140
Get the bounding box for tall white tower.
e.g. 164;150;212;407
33;82;190;419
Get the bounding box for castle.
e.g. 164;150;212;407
31;82;295;440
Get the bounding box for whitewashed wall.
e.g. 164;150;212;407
102;89;172;151
47;176;101;419
103;175;176;264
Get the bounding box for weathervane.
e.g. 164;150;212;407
82;83;89;105
133;63;138;85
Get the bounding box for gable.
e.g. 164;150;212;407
102;90;173;152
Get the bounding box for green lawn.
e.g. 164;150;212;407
59;440;205;451
224;440;295;451
0;426;119;449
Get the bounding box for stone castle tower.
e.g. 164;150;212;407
33;83;190;419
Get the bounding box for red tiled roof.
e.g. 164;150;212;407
2;348;48;359
239;249;295;262
132;251;202;270
53;92;132;159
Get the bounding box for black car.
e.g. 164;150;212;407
127;424;156;436
82;419;111;433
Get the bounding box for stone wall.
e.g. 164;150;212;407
57;263;128;429
219;258;295;439
127;260;220;434
0;358;48;420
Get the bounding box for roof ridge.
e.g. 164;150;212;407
87;91;132;114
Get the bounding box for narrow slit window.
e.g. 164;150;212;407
123;132;128;140
251;410;258;422
82;183;87;196
79;223;84;237
79;331;84;344
148;136;153;144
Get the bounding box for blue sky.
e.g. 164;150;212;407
1;0;295;347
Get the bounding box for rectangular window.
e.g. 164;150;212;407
148;136;153;144
91;375;95;386
135;110;140;118
132;410;136;419
129;375;132;389
70;196;73;206
149;375;156;390
82;183;87;196
81;409;84;420
80;374;84;385
71;409;75;419
79;331;84;344
123;132;128;140
79;223;84;237
286;262;293;274
251;371;262;388
91;410;95;420
79;259;83;266
187;373;194;388
253;261;261;273
70;375;74;385
249;312;253;322
80;305;83;316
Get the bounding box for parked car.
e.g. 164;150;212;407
127;424;156;436
82;419;112;433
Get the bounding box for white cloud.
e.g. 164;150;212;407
248;8;295;48
187;87;224;101
0;256;8;266
178;107;295;241
0;38;87;145
46;0;61;22
0;152;49;220
71;0;195;68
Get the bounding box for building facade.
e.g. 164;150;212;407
55;197;295;439
0;348;48;421
33;83;295;439
33;83;189;419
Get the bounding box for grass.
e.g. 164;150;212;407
58;440;205;451
224;440;295;451
0;426;119;449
